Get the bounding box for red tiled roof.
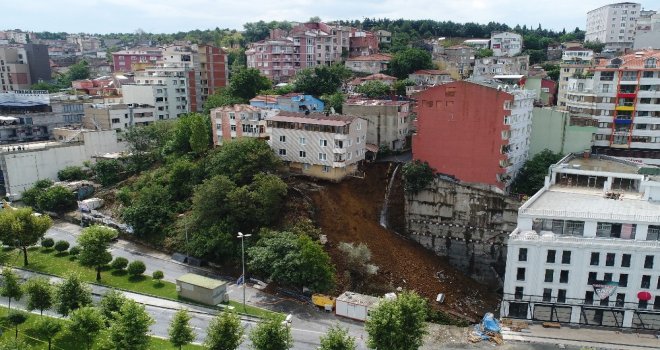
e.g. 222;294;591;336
346;53;392;61
564;46;590;51
411;69;450;75
250;95;279;103
595;50;660;69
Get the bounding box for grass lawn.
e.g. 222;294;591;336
0;306;204;350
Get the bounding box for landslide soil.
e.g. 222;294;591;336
302;162;500;321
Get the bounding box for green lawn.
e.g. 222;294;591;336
0;306;204;350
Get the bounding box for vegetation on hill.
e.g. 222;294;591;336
510;149;564;196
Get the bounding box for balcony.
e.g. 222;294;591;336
617;92;636;99
637;90;660;98
333;147;346;154
614;118;632;124
334;134;348;140
615;105;634;112
332;162;346;168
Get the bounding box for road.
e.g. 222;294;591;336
41;221;370;349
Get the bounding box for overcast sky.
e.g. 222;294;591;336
4;0;658;34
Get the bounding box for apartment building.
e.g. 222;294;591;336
210;104;276;146
490;32;523;57
347;73;397;92
0;44;51;91
249;93;324;113
408;70;453;85
633;10;660;49
267;112;366;181
585;2;641;51
83;103;156;132
501;153;660;330
121;66;189;120
345;53;392;74
564;50;660;165
245;38;297;83
557;47;595;109
348;30;379;57
472;56;530;81
413;80;535;191
111;48;163;72
342;99;411;151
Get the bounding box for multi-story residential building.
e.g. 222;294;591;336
633;10;660;49
0;31;36;45
585;2;641;51
121;66;189;120
0;44;51;91
245;38;297;83
375;30;391;45
66;34;101;54
557;47;595;109
564;50;660;165
267;112;366;181
408;70;453;86
349;30;379;57
490;32;523;57
342;99;411;151
472;55;530;81
210;104;276;146
433;45;476;78
413;80;535;191
347;73;397;92
463;39;490;50
524;67;558;106
83;103;156;132
249;93;324;112
345;53;392;74
529;107;597;157
501;153;660;330
111;48;163;72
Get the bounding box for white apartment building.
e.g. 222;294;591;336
501;153;660;330
121;66;189;120
585;2;641;51
557;47;595;110
83;103;157;132
267;112;366;181
490;32;523;57
210;104;278;146
472;55;530;81
633;10;660;50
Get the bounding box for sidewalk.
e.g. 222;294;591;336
503;324;660;350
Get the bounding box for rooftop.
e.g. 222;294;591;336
176;273;226;290
250;95;279;104
336;291;380;306
345;53;392;62
563;157;641;174
344;98;408;106
595;49;660;70
267;112;358;127
411;69;450;76
212;104;262;113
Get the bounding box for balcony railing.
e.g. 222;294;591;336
518;208;660;223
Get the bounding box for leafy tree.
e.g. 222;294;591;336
55;273;92;316
365;291;428;350
393;79;415;96
35;185;77;214
30;81;61;93
77;225;117;281
108;299;155;350
24;277;54;315
54;240;70;253
0;207;53;265
338;242;378;288
510;149;563;195
7;311;28;339
401;160;436;194
206;138;281;185
91;159;126;186
583;40;605;53
228;67;272;101
355;81;391;98
40;237;54;249
1;268;23;310
205;311;244;350
541;63;560;82
99;289;126;324
319;325;356;350
0;339;29;350
294;64;351;96
20;179;53;208
387;48;434;79
57;166;88;181
321;92;346;114
67;306;104;350
66;60;91;81
189;114;212;155
121;183;173;238
69;246;81;256
168;309;195;350
111;257;129;270
523;49;546;64
249;316;293;350
191;175;236;227
203;88;245;114
152;270;164;284
33;317;63;350
243;20;271;43
127;260;146;276
475;48;494;58
164;113;212;157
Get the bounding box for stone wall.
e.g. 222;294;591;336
405;176;520;285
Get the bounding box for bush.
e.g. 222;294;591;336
111;257;129;270
41;238;55;249
57;166;88;181
127;260;146;276
152;270;164;283
54;240;70;253
69;246;81;256
402;160;436;195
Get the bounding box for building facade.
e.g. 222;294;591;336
408;70;453;85
490;32;523;57
585;2;641;51
83;103;156;132
210;104;273;146
342;99;411;151
249;93;324;112
472;56;530;81
111;48;163;72
345;53;392;74
121;66;190;120
267;112;366;181
633;10;660;49
529;107;597;157
501;153;660;330
413;80;535;190
557;47;595;109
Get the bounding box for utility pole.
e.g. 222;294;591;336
237;232;252;312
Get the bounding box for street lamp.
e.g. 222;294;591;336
237;231;252;312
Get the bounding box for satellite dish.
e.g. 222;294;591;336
330;107;336;114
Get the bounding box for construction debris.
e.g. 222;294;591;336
469;313;503;345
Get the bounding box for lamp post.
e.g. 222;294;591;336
237;232;252;312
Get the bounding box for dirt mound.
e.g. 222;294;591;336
306;162;500;321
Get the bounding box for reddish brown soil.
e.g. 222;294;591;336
305;163;500;321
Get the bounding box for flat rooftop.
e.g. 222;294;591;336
564;157;641;174
176;273;226;290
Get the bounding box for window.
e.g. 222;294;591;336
639;300;648;309
557;289;567;303
517;268;526;281
590;252;600;266
279;135;286;142
546;250;556;263
585;291;594;305
641;275;651;289
230;125;236;131
588;272;597;285
278;149;286;156
320;139;327;147
657;276;660;289
616;293;626;307
560;270;569;283
562;251;571;264
543;288;552;302
514;286;524;300
606;253;615;266
604;273;613;282
644;255;654;269
299;137;306;145
619;274;628;287
650;226;660;241
299;151;306;158
229;113;235;120
655;296;660;310
303;163;311;170
357;121;362;130
519;248;528;262
356;137;361;144
622;254;631;267
318;153;327;161
322;165;330;173
544;269;554;283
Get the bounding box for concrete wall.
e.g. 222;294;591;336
342;103;409;150
529;107;596;157
405;176;520;284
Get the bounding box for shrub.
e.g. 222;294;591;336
57;166;88;181
54;240;70;253
127;260;146;276
111;257;129;270
152;270;164;283
69;246;81;256
41;238;55;249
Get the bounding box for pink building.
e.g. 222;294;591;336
349;30;380;57
112;48;163;72
210;104;271;146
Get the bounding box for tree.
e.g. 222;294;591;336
337;242;378;288
355;81;391;98
365;291;428;350
7;311;28;339
319;325;356;350
35;185;77;214
91;159;126;186
510;149;563;195
66;60;90;81
152;270;164;284
392;79;415;96
77;225;117;281
204;88;245;114
293;64;351;96
127;260;146;277
0;207;53;266
475;48;494;58
67;306;104;350
401;160;436;194
99;289;126;324
111;257;129;270
188;113;212;155
168;309;195;350
206;138;281;185
33;317;62;350
55;273;92;316
54;240;70;253
1;268;23;310
228;67;272;101
20;179;53;208
108;299;155;350
205;311;244;350
57;166;88;181
40;237;54;249
24;277;53;315
583;40;605;53
321;92;346;114
387;48;434;79
249;316;293;350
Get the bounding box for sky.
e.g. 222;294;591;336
4;0;658;34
